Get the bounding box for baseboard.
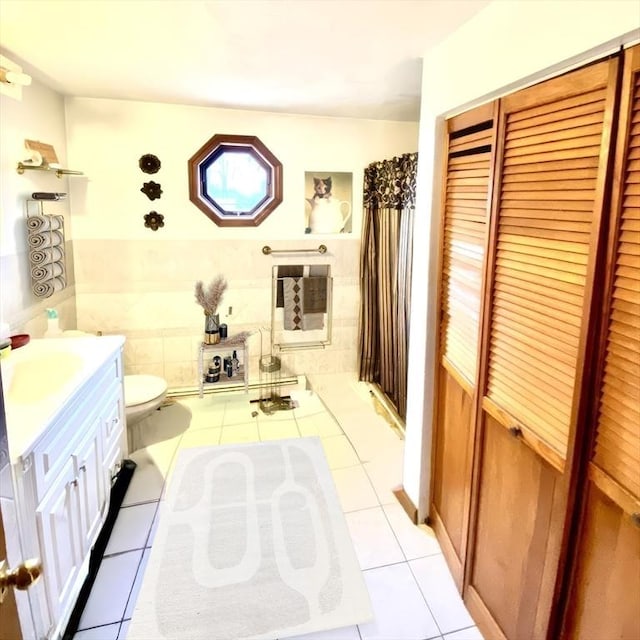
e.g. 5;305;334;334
393;485;418;524
61;459;137;640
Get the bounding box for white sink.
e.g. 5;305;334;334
1;335;125;461
5;350;84;403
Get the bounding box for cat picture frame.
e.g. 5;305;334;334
304;171;353;234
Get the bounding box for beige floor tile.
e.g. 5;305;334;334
258;419;300;441
180;427;222;449
331;465;380;513
220;421;260;444
321;434;361;469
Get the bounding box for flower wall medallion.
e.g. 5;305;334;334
139;154;161;174
141;181;163;200
144;211;164;231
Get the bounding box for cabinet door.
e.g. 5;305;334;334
75;413;106;555
466;58;620;640
561;44;640;640
35;457;82;625
431;102;496;588
102;387;125;493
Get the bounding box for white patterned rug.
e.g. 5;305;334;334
127;438;372;640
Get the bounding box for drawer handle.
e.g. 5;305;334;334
632;513;640;528
69;479;78;489
509;425;523;438
79;464;87;473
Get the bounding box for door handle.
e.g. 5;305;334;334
0;558;42;603
508;425;523;438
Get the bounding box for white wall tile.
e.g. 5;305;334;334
163;335;194;362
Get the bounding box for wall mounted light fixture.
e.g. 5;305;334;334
0;54;32;100
0;67;32;87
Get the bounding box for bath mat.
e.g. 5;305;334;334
127;438;372;640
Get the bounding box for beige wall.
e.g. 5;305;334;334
64;98;418;388
404;0;640;518
0;58;77;338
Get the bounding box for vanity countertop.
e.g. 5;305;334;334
1;335;125;462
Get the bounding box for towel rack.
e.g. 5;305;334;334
262;244;327;255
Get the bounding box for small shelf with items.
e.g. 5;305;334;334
198;334;249;398
16;163;84;178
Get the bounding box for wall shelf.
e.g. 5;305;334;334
16;163;84;178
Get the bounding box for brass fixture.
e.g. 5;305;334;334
0;558;42;603
262;244;327;255
16;163;84;178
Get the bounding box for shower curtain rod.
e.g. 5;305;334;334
262;244;327;255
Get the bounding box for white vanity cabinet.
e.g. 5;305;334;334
3;336;127;640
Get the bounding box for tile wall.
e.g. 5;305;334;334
73;237;360;389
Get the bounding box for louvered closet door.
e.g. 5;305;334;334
562;44;640;640
431;102;496;589
465;58;620;640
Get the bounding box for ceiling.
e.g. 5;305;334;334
0;0;490;121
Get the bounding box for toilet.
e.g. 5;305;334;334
60;331;168;452
124;374;168;452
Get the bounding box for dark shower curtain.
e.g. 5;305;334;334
358;153;417;421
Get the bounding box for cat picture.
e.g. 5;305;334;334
311;176;333;202
304;171;353;234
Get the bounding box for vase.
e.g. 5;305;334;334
204;313;220;344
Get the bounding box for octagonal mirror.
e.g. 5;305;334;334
189;134;282;227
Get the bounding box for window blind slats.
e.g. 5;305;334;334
593;67;640;500
501;167;599;183
507;90;605;126
487;78;609;457
440;117;494;384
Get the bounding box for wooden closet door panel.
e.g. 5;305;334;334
470;415;566;640
467;57;620;640
562;44;640;640
431;102;496;589
432;366;474;573
440;107;495;385
562;484;640;640
486;65;615;461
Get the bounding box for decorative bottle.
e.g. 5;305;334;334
231;349;240;374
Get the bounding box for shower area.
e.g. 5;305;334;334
358;153;418;426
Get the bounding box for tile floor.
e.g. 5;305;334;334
72;373;484;640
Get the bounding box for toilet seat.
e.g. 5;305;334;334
124;374;167;407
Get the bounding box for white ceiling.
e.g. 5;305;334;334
0;0;490;121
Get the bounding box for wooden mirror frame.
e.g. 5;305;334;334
188;134;283;227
